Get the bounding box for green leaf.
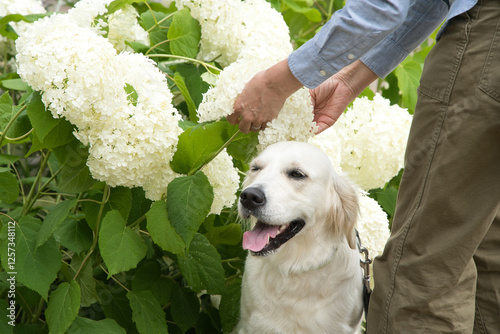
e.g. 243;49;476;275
69;254;99;307
177;233;226;294
167;8;201;59
1;79;29;91
99;288;137;333
139;10;170;54
27;118;75;155
173;72;198;122
166;172;213;245
131;260;175;305
36;199;77;248
27;91;60;142
395;60;422;112
107;0;146;14
284;0;322;22
0;13;47;40
0;154;20;165
170;121;239;175
0;299;14;333
99;210;147;276
219;278;242;334
0;171;18;203
84;186;132;231
67;317;126;334
57;161;96;194
146;201;185;254
128;187;152;225
124;83;139;107
127;290;168;334
45;280;81;334
54;219;93;254
171;286;200;333
7;217;62;300
204;223;242;246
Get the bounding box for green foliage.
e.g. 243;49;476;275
0;1;436;333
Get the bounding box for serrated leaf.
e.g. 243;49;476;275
36;199;77;248
146;201;185;254
395;60;422;112
27;118;75;155
99;288;137;333
219;278;242;333
69;254;98;307
131;261;175;305
140;10;170;54
54;219;93;254
127;290;168;334
45;280;81;334
177;233;225;294
170;120;240;175
171;286;200;333
173;72;198;122
10;217;62;300
166;172;213;245
27;91;60;142
99;210;147;276
0;171;18;203
204;223;242;246
67;317;126;334
57;162;96;194
168;8;201;59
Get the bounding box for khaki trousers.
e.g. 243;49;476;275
366;1;500;333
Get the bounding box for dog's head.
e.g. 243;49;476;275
239;141;359;258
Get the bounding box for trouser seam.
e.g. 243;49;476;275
474;302;487;334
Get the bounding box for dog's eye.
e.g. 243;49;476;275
250;165;261;172
288;169;307;180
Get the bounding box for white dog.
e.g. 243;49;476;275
234;141;363;334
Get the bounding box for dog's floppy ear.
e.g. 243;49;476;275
326;173;359;249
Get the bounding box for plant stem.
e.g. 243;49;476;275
73;185;110;280
146;54;221;72
0;103;27;146
22;150;51;216
195;130;241;175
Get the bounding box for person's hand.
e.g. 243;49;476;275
311;76;357;134
227;59;303;133
311;60;379;134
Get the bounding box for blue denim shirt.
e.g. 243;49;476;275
288;0;477;88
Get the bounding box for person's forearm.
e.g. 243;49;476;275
336;60;378;96
262;59;304;99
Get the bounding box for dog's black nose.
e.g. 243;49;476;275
240;187;266;209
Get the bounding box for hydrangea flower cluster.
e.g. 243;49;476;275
16;0;183;200
0;0;46;56
107;5;149;52
331;94;412;191
357;192;391;259
178;0;316;150
202;149;240;215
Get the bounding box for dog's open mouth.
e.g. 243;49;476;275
242;219;305;256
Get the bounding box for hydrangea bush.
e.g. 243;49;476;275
0;0;428;332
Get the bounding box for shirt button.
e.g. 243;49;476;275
319;70;327;76
347;54;355;60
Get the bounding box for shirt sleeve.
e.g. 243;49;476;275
360;0;449;78
288;0;447;88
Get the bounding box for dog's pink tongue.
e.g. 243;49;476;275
243;223;280;252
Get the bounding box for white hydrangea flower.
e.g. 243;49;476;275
357;192;390;259
201;149;240;215
107;4;149;52
189;0;315;150
0;0;46;56
334;94;412;190
16;1;183;201
176;0;291;67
